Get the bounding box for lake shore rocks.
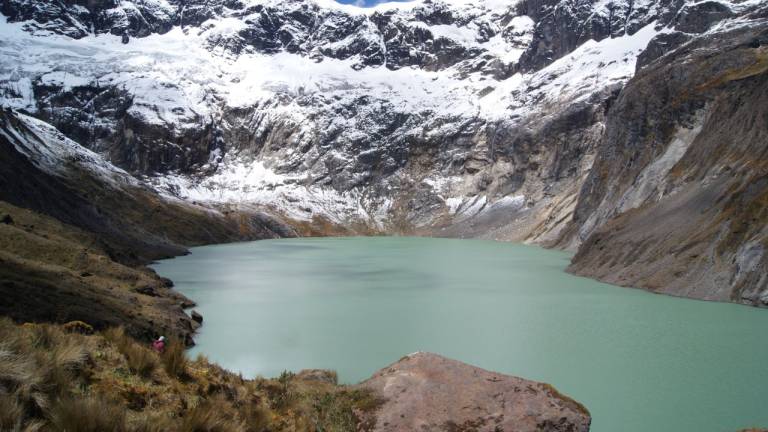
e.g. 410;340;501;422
358;352;591;432
296;369;339;385
191;310;204;323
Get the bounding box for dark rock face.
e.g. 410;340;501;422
636;31;692;70
2;0;733;188
517;0;679;72
568;21;768;306
1;0;528;178
358;352;591;432
0;0;511;72
0;0;177;38
675;1;734;33
29;79;224;174
191;310;203;323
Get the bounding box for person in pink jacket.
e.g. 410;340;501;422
152;336;166;353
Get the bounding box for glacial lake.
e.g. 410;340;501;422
151;237;768;432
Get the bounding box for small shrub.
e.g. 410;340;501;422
262;371;295;409
49;397;128;432
161;339;188;379
305;388;383;432
308;392;356;432
63;320;94;335
348;389;383;413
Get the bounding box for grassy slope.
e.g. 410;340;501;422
0;318;380;432
0;200;204;343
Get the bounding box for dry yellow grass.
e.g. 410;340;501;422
0;318;380;432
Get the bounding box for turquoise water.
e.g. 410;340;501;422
151;237;768;432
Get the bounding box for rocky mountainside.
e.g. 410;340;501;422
0;108;296;342
568;15;768;305
0;109;295;262
1;0;766;306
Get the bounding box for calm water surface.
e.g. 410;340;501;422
151;237;768;432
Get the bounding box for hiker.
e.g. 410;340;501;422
121;30;130;44
152;336;166;353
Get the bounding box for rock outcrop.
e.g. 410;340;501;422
358;352;591;432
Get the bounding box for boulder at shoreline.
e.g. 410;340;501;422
358;352;591;432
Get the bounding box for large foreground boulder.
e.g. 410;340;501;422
358;352;591;432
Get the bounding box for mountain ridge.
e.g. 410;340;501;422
1;0;767;307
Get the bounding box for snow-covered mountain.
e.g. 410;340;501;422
0;0;668;222
1;0;767;306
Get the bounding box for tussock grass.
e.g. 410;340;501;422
0;392;30;432
126;414;173;432
240;403;272;432
304;388;383;432
103;326;132;351
127;347;158;378
178;397;244;432
0;318;89;430
161;338;188;379
50;397;128;432
104;327;157;378
0;319;374;432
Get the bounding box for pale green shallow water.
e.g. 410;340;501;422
151;237;768;432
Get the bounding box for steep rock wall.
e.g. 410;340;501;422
568;18;768;305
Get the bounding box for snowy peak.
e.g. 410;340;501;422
0;0;525;73
1;0;765;222
0;109;138;188
4;0;759;81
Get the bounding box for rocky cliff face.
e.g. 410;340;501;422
568;14;768;305
1;0;766;306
